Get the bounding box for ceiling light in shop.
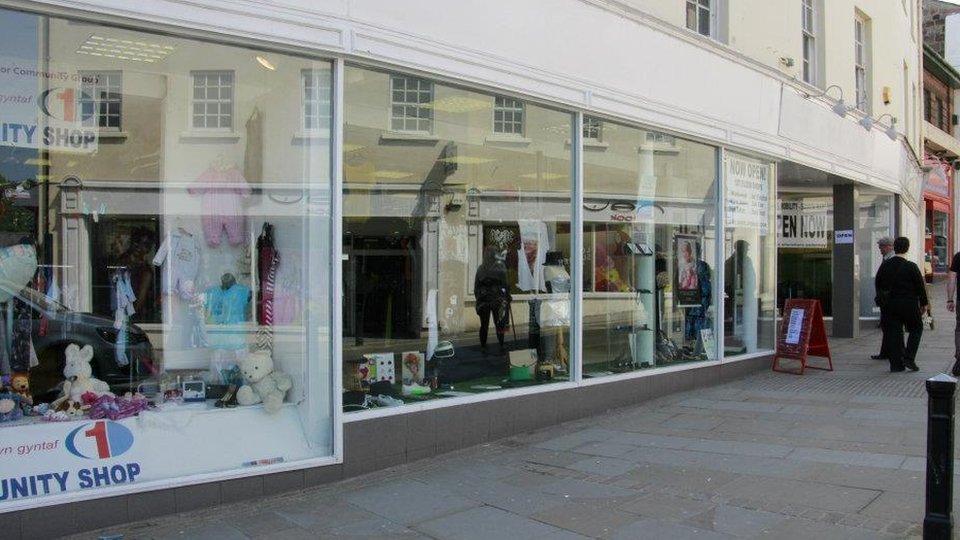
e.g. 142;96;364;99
373;170;414;179
439;156;495;165
76;34;175;63
256;56;276;71
519;172;566;180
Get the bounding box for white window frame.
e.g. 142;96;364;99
389;75;433;134
302;68;332;134
686;0;716;38
854;14;869;112
801;0;817;86
190;70;235;131
493;95;524;136
78;70;122;131
582;116;602;142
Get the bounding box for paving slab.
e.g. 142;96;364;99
72;280;959;540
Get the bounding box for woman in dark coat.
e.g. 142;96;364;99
475;247;511;353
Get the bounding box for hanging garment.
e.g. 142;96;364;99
112;270;136;367
256;223;279;326
206;282;251;350
516;221;550;292
188;166;252;247
9;296;32;372
152;229;201;298
33;268;48;337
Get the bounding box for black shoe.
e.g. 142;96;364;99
890;366;906;373
870;354;886;360
905;360;919;372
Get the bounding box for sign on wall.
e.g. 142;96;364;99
778;199;833;248
725;155;770;234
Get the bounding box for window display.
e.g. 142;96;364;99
723;152;776;356
777;195;833;316
0;8;334;507
342;65;573;411
581;119;719;375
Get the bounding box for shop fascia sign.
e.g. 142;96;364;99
922;158;951;200
0;64;99;153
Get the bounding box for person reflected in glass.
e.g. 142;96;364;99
475;246;511;355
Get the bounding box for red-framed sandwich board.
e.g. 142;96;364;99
772;299;833;375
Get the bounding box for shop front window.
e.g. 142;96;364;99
343;65;573;411
723;152;775;356
582;120;719;375
858;193;895;317
0;7;335;506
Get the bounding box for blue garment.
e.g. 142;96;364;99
206;283;251;350
684;260;712;342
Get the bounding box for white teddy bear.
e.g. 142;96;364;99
51;344;113;411
236;350;292;414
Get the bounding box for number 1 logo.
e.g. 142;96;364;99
66;420;134;460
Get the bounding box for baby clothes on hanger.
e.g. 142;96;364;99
112;269;136;367
206;281;251;350
516;221;550;292
152;228;201;298
188;166;252;247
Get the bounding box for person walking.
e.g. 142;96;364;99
875;237;927;372
948;249;960;376
871;237;895;361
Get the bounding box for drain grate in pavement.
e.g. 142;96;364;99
736;374;925;399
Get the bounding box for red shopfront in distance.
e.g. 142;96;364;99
923;155;954;279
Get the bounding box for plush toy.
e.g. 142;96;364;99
0;388;23;422
51;344;112;412
236;350;292;414
10;372;32;406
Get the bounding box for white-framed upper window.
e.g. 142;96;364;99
854;15;869;111
583;116;602;141
802;0;817;85
302;69;332;133
686;0;714;37
79;71;122;130
191;70;234;130
493;96;524;136
390;75;433;133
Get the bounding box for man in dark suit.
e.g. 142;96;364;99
871;236;894;360
875;237;927;372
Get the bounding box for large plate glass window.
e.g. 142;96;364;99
722;152;776;356
582;120;719;375
0;7;335;507
343;65;573;412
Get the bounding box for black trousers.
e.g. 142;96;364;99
477;303;507;348
881;298;923;370
877;307;889;358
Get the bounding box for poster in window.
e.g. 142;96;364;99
674;233;702;308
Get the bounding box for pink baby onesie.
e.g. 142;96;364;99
188;166;252;247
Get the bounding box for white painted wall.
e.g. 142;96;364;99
13;0;922;202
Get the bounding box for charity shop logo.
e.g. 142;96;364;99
65;420;134;460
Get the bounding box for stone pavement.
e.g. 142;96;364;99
72;283;960;540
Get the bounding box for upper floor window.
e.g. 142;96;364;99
191;70;234;130
686;0;714;38
79;71;122;130
854;15;869;111
390;75;433;133
801;0;817;85
302;69;332;133
493;96;524;136
583;116;602;141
